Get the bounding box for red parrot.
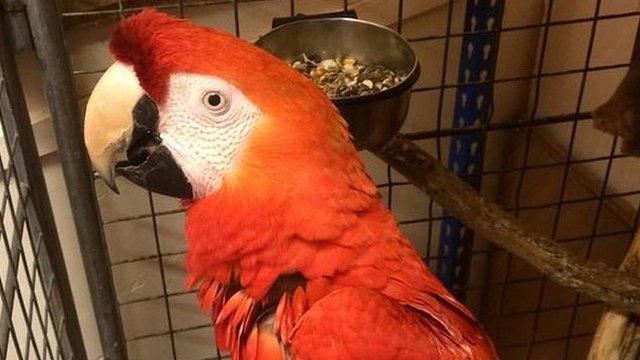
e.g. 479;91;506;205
83;9;497;359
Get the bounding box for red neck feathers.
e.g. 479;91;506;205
183;101;381;299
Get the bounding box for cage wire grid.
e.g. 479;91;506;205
0;107;60;360
0;11;86;360
50;0;640;359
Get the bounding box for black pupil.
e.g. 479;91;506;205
207;93;222;107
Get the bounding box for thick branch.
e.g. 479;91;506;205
375;135;640;315
588;231;640;359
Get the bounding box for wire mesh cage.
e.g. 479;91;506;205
0;13;86;360
8;0;640;359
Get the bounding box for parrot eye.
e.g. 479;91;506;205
202;91;228;114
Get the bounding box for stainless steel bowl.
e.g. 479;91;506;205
255;17;420;150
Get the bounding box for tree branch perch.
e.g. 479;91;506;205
375;135;640;315
588;230;640;359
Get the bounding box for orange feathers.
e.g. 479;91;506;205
113;9;497;359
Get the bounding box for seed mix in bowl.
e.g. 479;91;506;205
290;53;407;98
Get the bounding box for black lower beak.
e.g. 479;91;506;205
115;95;193;199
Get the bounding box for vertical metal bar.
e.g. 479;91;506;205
0;0;32;54
436;0;505;299
0;9;87;360
147;193;177;359
387;0;401;211
632;15;640;63
116;0;124;19
232;0;240;37
0;203;25;352
0;273;25;360
493;0;554;344
427;0;455;267
386;166;393;208
23;0;126;359
178;0;184;18
27;239;55;360
396;0;403;33
631;25;640;234
25;293;34;360
38;255;52;360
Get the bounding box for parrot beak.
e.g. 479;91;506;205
84;62;193;198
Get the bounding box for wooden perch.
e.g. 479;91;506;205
588;230;640;359
375;135;640;315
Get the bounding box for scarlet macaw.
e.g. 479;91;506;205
83;9;496;359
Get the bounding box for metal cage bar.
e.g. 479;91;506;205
0;6;88;360
23;0;127;358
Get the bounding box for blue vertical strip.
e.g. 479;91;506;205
437;0;504;298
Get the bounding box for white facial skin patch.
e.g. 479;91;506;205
158;73;261;198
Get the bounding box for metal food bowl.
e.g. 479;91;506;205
255;17;420;150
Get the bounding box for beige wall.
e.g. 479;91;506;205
486;2;639;358
536;1;640;204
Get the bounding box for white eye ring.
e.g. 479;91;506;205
202;91;228;114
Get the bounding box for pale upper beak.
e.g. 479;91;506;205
84;62;142;192
84;62;193;198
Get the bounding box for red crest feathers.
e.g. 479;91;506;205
109;8;336;118
110;9;188;102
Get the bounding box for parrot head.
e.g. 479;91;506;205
84;9;349;200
